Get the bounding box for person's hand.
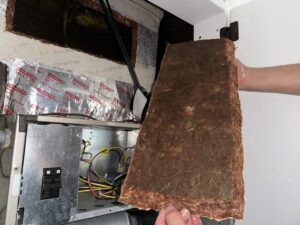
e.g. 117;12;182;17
155;206;202;225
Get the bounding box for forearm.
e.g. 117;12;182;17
239;64;300;95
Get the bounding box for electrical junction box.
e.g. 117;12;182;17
40;167;62;200
0;115;139;225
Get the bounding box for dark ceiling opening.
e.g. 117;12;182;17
6;0;138;64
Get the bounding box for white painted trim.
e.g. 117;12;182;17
5;118;26;225
209;0;230;13
228;0;253;9
209;0;231;26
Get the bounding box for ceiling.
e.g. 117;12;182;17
148;0;229;25
148;0;253;25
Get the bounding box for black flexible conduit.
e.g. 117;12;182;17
98;0;147;95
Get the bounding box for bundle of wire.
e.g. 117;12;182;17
79;140;134;199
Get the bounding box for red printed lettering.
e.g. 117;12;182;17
84;108;91;115
58;107;68;113
30;104;45;111
46;72;65;84
42;82;60;93
3;106;14;114
16;67;37;81
88;95;102;105
36;88;56;101
99;83;113;92
112;98;127;108
72;79;89;90
64;91;82;103
100;93;110;100
6;84;27;96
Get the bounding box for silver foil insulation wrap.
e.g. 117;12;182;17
0;0;7;15
0;58;137;121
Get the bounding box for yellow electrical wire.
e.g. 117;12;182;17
99;194;116;199
79;177;112;189
96;147;129;173
78;146;132;199
79;188;102;193
79;186;110;190
78;189;116;199
79;185;117;199
91;164;113;185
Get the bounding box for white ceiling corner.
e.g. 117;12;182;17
227;0;253;9
147;0;230;25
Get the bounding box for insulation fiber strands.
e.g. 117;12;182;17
119;39;244;220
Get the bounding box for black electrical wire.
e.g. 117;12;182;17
0;148;9;178
80;140;86;160
98;0;149;98
0;205;6;217
39;113;97;120
80;140;93;161
90;148;123;165
86;148;125;188
98;0;140;91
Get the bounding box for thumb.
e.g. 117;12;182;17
165;206;186;225
180;208;192;224
155;209;166;225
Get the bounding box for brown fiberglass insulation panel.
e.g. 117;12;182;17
119;39;244;220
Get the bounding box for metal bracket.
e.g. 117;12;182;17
220;21;239;41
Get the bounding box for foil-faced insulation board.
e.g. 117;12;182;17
0;59;137;121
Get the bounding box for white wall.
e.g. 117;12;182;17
195;1;300;225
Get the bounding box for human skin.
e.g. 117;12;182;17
155;206;202;225
237;60;300;95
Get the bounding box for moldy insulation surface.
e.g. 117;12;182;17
119;39;244;220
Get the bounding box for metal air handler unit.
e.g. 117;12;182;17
0;115;234;225
0;115;140;225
